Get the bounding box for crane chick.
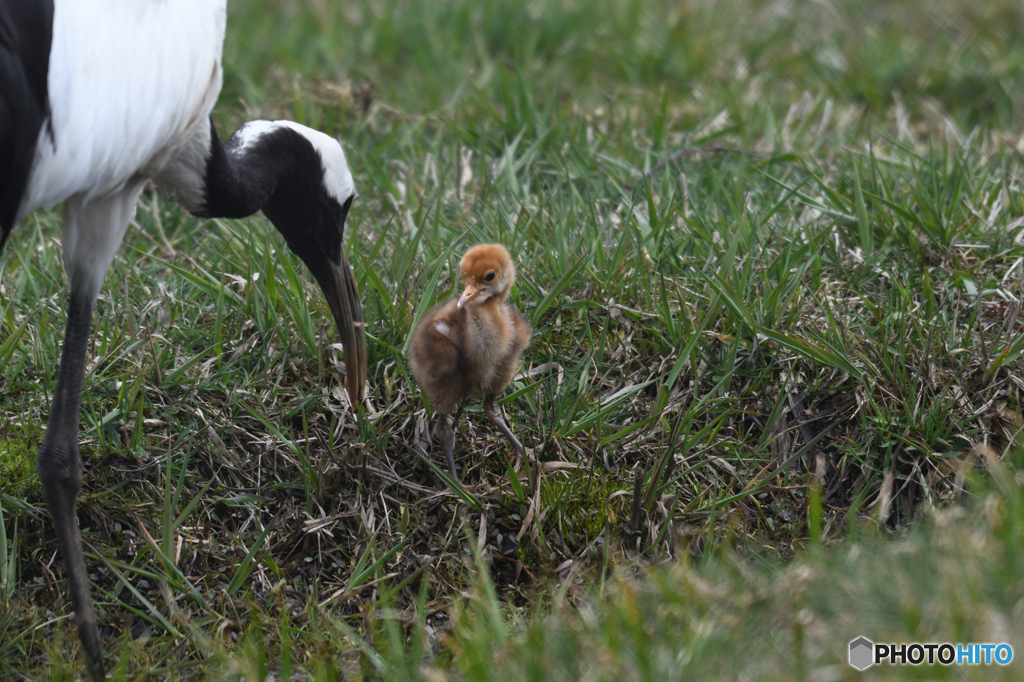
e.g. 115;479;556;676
409;244;531;478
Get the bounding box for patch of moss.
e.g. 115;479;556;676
0;439;37;498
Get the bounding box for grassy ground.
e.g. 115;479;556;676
3;0;1024;678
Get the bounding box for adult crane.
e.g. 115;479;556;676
0;1;368;678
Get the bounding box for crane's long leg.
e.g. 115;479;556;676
36;185;144;682
483;395;524;461
38;288;103;681
436;413;457;479
451;399;466;432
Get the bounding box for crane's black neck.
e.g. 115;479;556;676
200;120;352;282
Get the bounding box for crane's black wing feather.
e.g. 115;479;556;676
0;0;53;246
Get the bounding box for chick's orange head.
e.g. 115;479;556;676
457;244;516;308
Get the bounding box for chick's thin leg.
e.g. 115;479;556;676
452;399;467;433
436;413;458;479
483;395;524;460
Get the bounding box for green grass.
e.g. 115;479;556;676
431;464;1024;681
4;0;1024;677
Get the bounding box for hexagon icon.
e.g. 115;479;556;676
849;637;874;671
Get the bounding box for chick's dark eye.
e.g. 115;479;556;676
485;272;496;282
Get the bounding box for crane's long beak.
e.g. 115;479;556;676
319;251;367;406
281;193;366;406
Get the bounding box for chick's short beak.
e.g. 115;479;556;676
319;250;367;406
457;284;480;309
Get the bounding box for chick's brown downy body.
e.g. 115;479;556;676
409;244;531;477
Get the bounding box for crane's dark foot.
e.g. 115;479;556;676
38;448;106;680
436;414;458;479
80;622;106;682
483;395;525;462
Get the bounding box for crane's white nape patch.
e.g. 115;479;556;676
234;120;355;205
277;121;355;204
434;321;452;339
233;120;278;151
